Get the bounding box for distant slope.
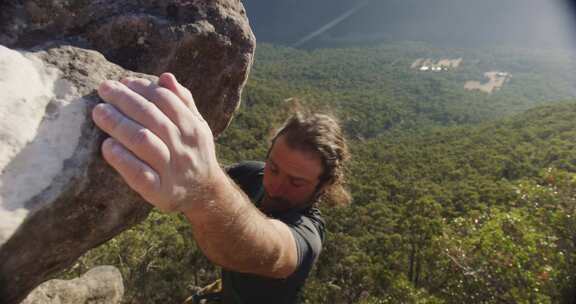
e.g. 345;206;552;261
223;43;576;147
220;52;576;300
349;102;576;212
308;102;576;303
68;43;576;304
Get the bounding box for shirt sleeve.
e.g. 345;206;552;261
281;211;325;269
225;161;265;203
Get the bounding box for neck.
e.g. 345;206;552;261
259;195;314;215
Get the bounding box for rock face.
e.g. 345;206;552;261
21;266;124;304
0;45;154;304
0;1;255;303
0;0;255;136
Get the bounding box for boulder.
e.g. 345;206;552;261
0;44;150;304
0;0;255;137
0;1;255;303
21;266;124;304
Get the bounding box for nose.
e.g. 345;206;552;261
267;177;286;198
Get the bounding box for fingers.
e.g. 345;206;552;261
157;73;201;117
101;137;161;202
98;80;181;148
120;77;198;134
92;103;171;172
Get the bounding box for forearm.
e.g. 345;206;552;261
92;75;295;277
181;169;293;277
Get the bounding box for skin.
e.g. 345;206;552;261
261;135;324;214
92;73;323;278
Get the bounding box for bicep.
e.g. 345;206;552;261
266;219;299;278
265;216;324;279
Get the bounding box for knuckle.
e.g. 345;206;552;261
175;80;193;100
130;128;154;146
182;127;200;144
113;146;130;165
170;144;196;169
133;78;152;87
157;85;194;110
112;82;157;118
101;139;116;161
183;87;193;100
132;167;157;189
155;87;175;100
151;89;172;109
135;101;157;118
159;121;182;143
176;149;196;167
97;104;122;131
104;141;128;167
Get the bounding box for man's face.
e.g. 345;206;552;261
261;135;324;213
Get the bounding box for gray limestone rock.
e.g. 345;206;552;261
21;266;124;304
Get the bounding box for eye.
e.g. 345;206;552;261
290;178;306;188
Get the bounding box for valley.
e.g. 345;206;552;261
67;42;576;304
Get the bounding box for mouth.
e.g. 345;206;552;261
263;192;291;207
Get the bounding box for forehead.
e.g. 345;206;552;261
268;135;324;182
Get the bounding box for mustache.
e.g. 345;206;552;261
263;192;291;205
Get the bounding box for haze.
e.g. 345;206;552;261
243;0;576;49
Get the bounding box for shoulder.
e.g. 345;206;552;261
226;161;264;187
226;161;265;203
225;161;264;179
307;208;325;239
280;208;325;268
279;208;325;241
280;207;324;230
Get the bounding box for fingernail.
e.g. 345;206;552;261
103;137;113;146
103;137;121;153
93;103;110;118
98;80;115;96
102;137;115;153
120;77;135;85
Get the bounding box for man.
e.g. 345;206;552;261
92;73;350;303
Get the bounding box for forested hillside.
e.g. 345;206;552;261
65;44;576;303
303;103;576;303
222;43;576;141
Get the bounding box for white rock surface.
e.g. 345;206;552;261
0;46;86;245
21;266;124;304
0;44;155;304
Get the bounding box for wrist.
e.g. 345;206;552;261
177;166;231;214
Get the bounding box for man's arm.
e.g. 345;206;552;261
92;73;297;278
180;170;299;278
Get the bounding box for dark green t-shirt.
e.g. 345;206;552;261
223;161;325;304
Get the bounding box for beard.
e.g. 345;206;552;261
260;192;293;214
260;190;318;214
